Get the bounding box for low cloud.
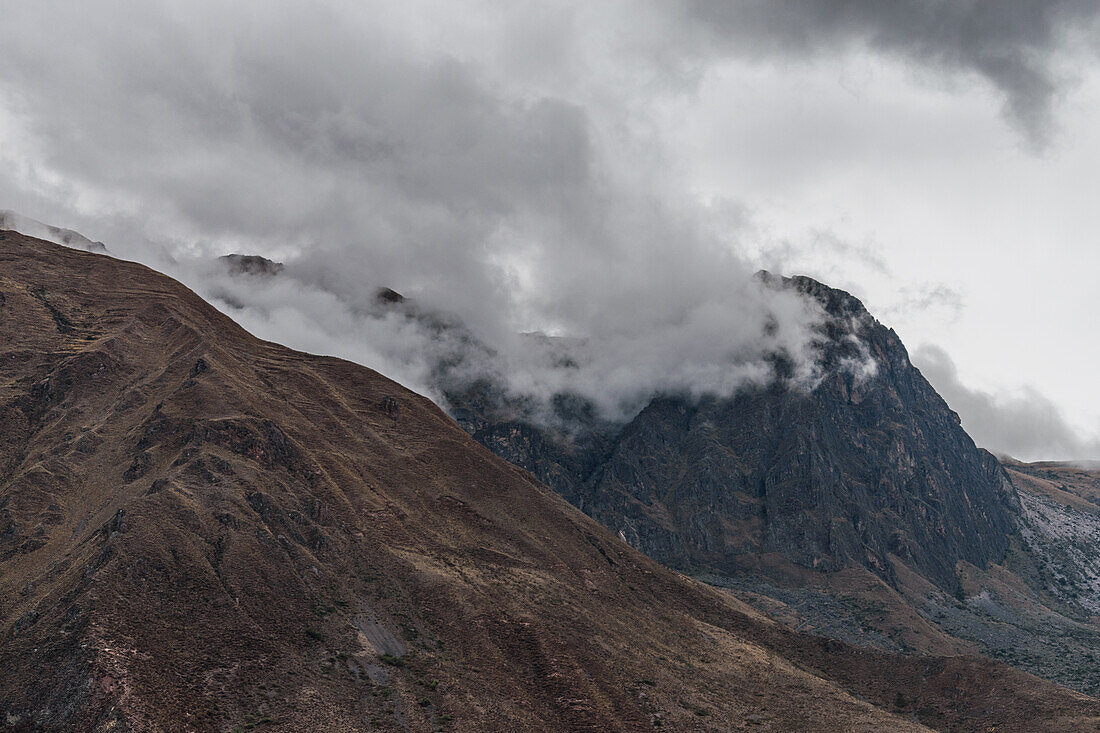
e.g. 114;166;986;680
755;231;892;281
880;284;965;325
172;254;825;422
1;2;1097;424
913;344;1100;461
0;1;836;420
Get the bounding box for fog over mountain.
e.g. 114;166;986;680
1;1;1098;457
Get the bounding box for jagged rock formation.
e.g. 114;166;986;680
438;276;1100;696
449;275;1021;594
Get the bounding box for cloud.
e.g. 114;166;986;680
0;2;1096;423
756;230;892;280
678;0;1100;149
747;233;964;328
0;1;835;417
880;284;965;324
176;253;826;421
913;344;1100;461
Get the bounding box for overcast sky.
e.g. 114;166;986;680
1;1;1098;460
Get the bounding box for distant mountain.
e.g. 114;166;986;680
0;210;108;254
219;253;284;277
1002;459;1100;614
445;276;1018;587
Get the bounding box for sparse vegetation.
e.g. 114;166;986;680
30;286;75;333
230;714;273;732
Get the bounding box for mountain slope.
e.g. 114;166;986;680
2;232;1097;731
441;274;1100;695
451;275;1020;593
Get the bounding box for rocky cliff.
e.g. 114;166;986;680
451;275;1022;594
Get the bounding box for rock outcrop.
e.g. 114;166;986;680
450;275;1022;593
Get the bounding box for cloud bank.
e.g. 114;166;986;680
179;253;825;421
1;1;1098;435
0;1;836;417
914;345;1100;462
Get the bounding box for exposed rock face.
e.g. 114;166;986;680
442;278;1100;698
219;253;284;276
450;275;1021;593
1005;461;1100;614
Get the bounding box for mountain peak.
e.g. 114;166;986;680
219;253;284;276
756;269;872;321
451;269;1017;593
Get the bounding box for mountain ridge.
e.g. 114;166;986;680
4;231;1099;731
449;272;1021;591
434;271;1100;695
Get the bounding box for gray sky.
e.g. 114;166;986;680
1;1;1098;460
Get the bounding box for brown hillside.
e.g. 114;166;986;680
1;231;1096;732
1004;460;1100;512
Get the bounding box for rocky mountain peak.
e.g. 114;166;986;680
449;273;1022;594
219;253;284;276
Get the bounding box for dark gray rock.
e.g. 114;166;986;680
219;253;284;276
448;275;1021;592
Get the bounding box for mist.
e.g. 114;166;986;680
1;1;1098;448
0;1;838;420
165;251;826;421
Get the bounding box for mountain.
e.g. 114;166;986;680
7;230;1100;731
448;275;1020;589
1002;459;1100;614
0;211;108;254
439;275;1100;695
219;254;285;277
1004;460;1100;510
204;245;1100;695
9;231;1099;730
